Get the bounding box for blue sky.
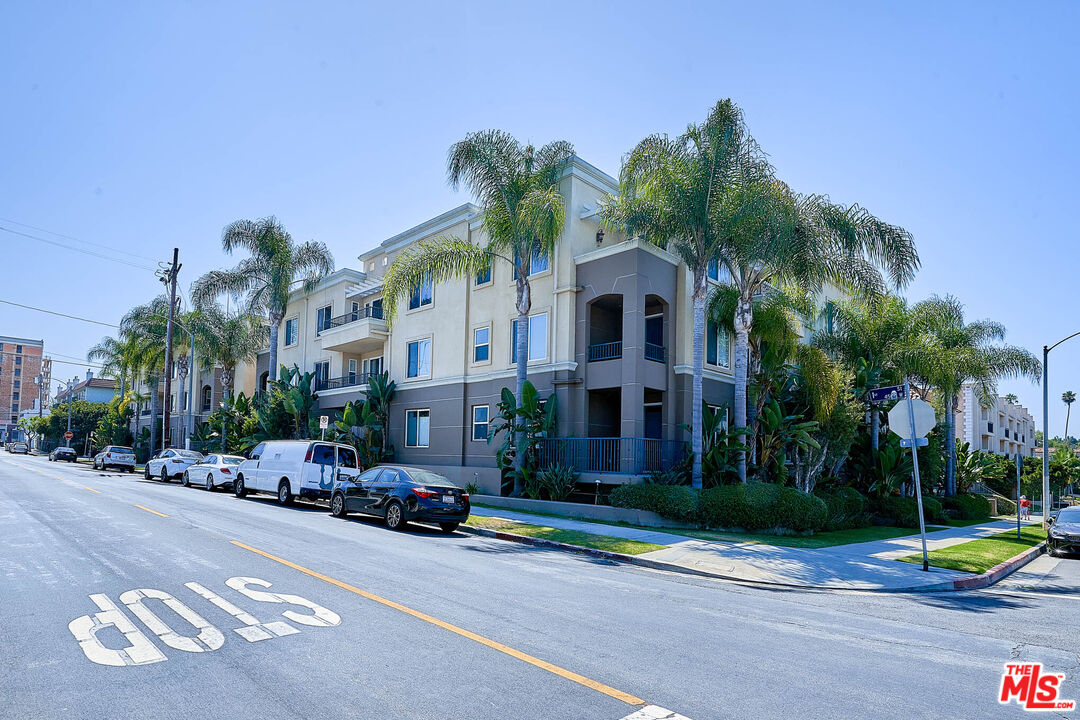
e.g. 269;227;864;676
1;1;1077;432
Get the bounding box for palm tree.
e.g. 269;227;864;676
813;294;916;451
120;296;173;453
191;217;334;382
87;333;143;399
901;295;1041;495
1063;391;1076;441
382;131;574;495
190;299;268;450
1004;393;1019;405
601;99;770;488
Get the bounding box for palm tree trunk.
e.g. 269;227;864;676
221;385;231;452
690;275;706;489
1065;404;1072;441
945;393;957;496
733;291;754;482
268;314;282;382
511;278;531;497
148;379;159;455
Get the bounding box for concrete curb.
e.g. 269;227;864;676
458;525;1048;594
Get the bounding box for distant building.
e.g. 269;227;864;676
956;383;1037;458
53;371;120;405
0;336;45;442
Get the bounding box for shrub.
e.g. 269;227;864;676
648;466;690;486
538;465;579;501
608;483;698;523
921;496;944;523
878;496;920;528
816;487;871;531
943;493;992;520
698;483;827;533
996;496;1017;515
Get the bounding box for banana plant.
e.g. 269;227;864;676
489;381;557;496
757;397;820;484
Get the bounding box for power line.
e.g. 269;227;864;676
46;358;105;370
0;299;120;328
0;216;160;262
0;225;157;271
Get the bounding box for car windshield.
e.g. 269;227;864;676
405;469;455;487
1058;507;1080;523
111;447;133;453
222;456;242;465
176;450;203;459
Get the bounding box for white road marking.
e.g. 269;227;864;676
184;581;299;641
119;588;225;652
618;706;694;720
226;576;341;627
68;594;167;666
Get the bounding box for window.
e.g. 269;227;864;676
348;358;358;382
406;339;431;379
15;345;22;353
706;259;731;283
511;313;548;363
364;356;383;377
357;468;381;482
706;320;730;368
310;444;335;466
284;317;299;347
11;392;18;402
337;446;357;468
14;357;21;366
408;275;433;310
472;405;489;441
405;409;430;447
314;360;330;389
12;380;18;389
513;245;549;279
473;326;490;363
475;261;492;286
316;304;333;334
13;369;19;377
10;404;18;413
201;385;212;412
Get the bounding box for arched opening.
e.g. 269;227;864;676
258;371;269;394
587;294;623;361
644;294;667;363
200;385;212;413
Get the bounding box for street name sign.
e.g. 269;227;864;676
868;384;906;404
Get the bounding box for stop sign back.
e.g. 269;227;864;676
887;398;936;439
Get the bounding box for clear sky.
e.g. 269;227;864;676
2;2;1077;432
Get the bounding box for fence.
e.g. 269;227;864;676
536;437;685;475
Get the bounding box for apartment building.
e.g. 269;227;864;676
0;336;45;441
956;383;1037;458
269;158;762;492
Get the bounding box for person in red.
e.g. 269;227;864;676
1019;495;1031;520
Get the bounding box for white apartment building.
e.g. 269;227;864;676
956;383;1036;458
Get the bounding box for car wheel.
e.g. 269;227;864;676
144;464;151;480
385;500;407;530
160;467;169;483
439;522;460;533
234;476;247;498
330;493;348;518
277;480;293;506
205;474;214;492
182;471;190;487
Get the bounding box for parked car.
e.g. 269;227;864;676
183;454;245;491
93;445;136;471
329;464;470;533
145;449;204;481
10;442;28;454
234;440;361;505
49;446;78;462
1049;506;1080;556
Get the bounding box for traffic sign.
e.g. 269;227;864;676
64;431;73;441
867;384;906;404
319;416;329;430
888;397;936;439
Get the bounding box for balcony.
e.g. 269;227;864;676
536;437;685;475
317;307;387;354
644;342;666;363
588;341;622;362
314;372;374;393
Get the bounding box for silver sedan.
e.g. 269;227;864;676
183;453;245;491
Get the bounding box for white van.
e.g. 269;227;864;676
233;440;360;505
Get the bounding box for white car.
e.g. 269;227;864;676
93;445;136;471
183;453;245;491
234;440;360;505
11;442;28;454
145;449;204;482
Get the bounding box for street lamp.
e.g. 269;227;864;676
1042;332;1080;528
65;377;76;441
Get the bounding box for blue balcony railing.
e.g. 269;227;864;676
644;342;666;363
536;437;685;475
588;341;622;362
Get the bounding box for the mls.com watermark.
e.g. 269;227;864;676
1000;663;1075;711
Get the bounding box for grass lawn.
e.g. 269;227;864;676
464;516;666;555
897;525;1047;574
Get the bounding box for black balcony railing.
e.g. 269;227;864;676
326;305;384;330
314;372;373;392
536;437;685;475
644;342;666;363
588;341;622;362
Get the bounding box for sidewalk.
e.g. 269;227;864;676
468;505;1045;591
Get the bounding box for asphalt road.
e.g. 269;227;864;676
1;453;1077;720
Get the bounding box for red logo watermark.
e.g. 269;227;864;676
1000;663;1075;711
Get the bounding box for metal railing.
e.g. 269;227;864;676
314;372;373;392
644;342;666;363
326;306;384;330
587;341;622;362
536;437;685;475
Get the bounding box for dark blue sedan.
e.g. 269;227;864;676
330;465;470;532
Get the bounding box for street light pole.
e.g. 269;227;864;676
1042;331;1080;528
66;378;74;437
160;248;181;450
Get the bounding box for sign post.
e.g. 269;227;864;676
886;382;937;572
319;415;329;441
1016;453;1022;540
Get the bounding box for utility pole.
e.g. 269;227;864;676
160;248;181;449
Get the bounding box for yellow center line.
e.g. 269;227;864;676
82;486;101;494
134;504;169;518
230;540;645;707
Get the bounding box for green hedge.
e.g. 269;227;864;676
608;483;698;523
879;496;920;528
996;496;1017;515
943;493;992;520
698;483;827;533
921;496;944;523
816;487;871;531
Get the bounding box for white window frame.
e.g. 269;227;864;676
407;275;434;312
405;337;432;380
472;324;491;365
512;246;552;281
472;405;489;442
363;356;384;377
511;311;549;364
315;303;333;335
284;316;299;347
405;408;430;448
